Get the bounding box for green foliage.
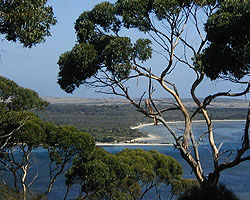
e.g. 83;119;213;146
0;76;48;149
75;2;120;43
178;184;239;200
0;76;48;112
45;124;95;164
0;113;96;198
37;103;247;143
57;44;99;93
171;178;199;196
90;2;120;33
104;37;133;79
58;1;154;93
116;0;152;31
117;149;183;199
116;0;190;29
66;147;134;199
0;78;93;198
0;113;48;198
198;0;250;80
118;148;183;183
66;148;184;199
133;39;152;61
58;0;250;92
14;113;47;147
153;0;181;19
0;0;56;47
0;112;46;152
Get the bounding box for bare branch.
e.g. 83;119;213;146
139;91;146;107
27;171;39;189
197;131;209;146
160;106;180;113
202;82;250;108
0;117;29;150
218;142;224;152
148;71;162;119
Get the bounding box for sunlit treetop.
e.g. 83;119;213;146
58;0;250;94
0;76;48;112
0;0;56;48
58;1;153;93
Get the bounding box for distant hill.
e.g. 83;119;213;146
42;97;129;105
42;97;249;108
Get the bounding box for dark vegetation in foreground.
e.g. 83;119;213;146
37;103;247;142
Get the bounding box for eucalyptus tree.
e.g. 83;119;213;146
0;0;56;150
0;0;56;48
43;124;95;197
117;148;184;200
0;87;95;200
65;147;185;200
57;0;250;190
0;76;48;150
65;147;133;200
0;76;47;199
0;114;47;200
0;117;96;200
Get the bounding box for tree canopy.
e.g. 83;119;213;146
0;77;49;199
65;147;185;199
0;76;48;149
197;0;250;80
58;0;250;92
0;0;56;47
57;0;250;190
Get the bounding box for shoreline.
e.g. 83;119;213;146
96;133;173;146
130;119;245;130
96;142;172;146
97;119;245;146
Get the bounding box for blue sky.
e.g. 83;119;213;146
0;0;110;98
0;0;249;100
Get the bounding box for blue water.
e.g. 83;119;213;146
2;121;250;200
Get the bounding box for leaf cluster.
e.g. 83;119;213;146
66;148;184;199
58;1;153;93
0;76;48;148
45;124;95;165
58;0;250;93
0;0;56;47
0;76;48;112
197;0;250;80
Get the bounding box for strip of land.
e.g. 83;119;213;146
37;100;247;145
130;119;245;130
96;142;172;146
98;119;246;146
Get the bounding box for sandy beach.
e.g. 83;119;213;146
96;132;173;146
130;119;245;130
97;119;246;146
96;142;172;146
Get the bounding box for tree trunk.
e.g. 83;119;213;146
22;164;28;200
200;172;220;191
21;152;31;200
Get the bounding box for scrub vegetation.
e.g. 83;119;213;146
36;103;247;142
